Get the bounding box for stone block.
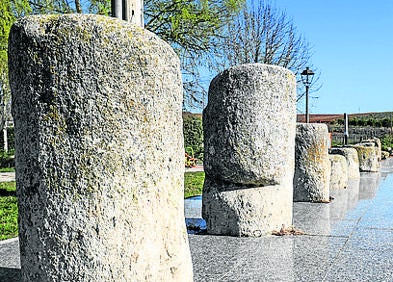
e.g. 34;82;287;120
202;177;294;237
329;154;348;190
329;147;360;179
9;14;192;281
352;145;380;172
203;63;296;186
203;64;296;236
357;137;382;161
294;123;330;202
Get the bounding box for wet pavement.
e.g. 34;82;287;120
2;160;393;281
187;158;393;281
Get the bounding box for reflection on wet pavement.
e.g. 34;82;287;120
187;158;393;281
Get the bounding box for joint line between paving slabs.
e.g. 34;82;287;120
321;214;364;281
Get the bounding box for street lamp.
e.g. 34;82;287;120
301;67;315;123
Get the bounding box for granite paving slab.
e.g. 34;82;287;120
187;158;393;281
3;159;393;281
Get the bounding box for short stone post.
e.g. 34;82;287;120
329;154;348;190
351;137;382;172
293;123;330;202
9;14;192;281
352;145;380;172
329;147;360;179
203;64;297;236
358;137;382;161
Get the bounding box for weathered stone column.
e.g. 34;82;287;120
350;138;381;172
358;137;382;161
352;145;380;172
329;154;348;190
9;14;192;281
293;123;330;202
329;147;360;179
203;64;296;236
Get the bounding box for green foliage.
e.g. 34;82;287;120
185;146;198;167
184;171;204;198
145;0;245;108
381;134;393;151
1;0;31;132
0;149;14;168
183;114;203;160
1;0;245;110
0;181;17;240
382;118;391;128
0;127;15;152
25;0;108;14
347;113;393;128
0;167;15;172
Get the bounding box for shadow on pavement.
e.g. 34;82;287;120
0;267;21;282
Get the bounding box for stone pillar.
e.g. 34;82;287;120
351;137;381;172
352;145;380;172
202;63;297;237
9;14;192;281
329;147;360;179
293;123;330;202
329;154;348;190
358;137;382;161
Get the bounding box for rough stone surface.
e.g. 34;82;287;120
203;64;296;236
329;147;360;179
357;138;382;161
203;64;296;186
202;177;294;237
352;145;380;172
329;154;348;190
294;123;331;202
9;14;192;281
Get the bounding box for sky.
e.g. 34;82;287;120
276;0;393;114
197;1;393;115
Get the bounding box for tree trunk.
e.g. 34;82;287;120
75;0;82;13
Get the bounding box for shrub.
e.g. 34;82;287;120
381;134;393;151
382;118;391;128
0;127;15;152
0;150;14;168
183;114;203;161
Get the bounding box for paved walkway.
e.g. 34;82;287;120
3;160;393;281
187;159;393;281
0;172;15;182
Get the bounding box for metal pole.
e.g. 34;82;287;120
344;113;349;145
305;85;309;123
111;0;122;19
112;0;143;27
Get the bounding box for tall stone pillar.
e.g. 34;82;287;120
293;123;331;202
202;64;297;237
9;14;192;281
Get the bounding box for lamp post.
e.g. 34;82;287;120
301;67;315;123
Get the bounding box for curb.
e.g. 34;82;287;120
0;237;18;245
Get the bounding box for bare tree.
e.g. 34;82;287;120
215;1;319;102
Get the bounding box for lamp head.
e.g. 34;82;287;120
301;67;314;86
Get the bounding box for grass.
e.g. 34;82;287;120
0;181;18;240
0;172;205;240
184;171;205;198
0;167;15;173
